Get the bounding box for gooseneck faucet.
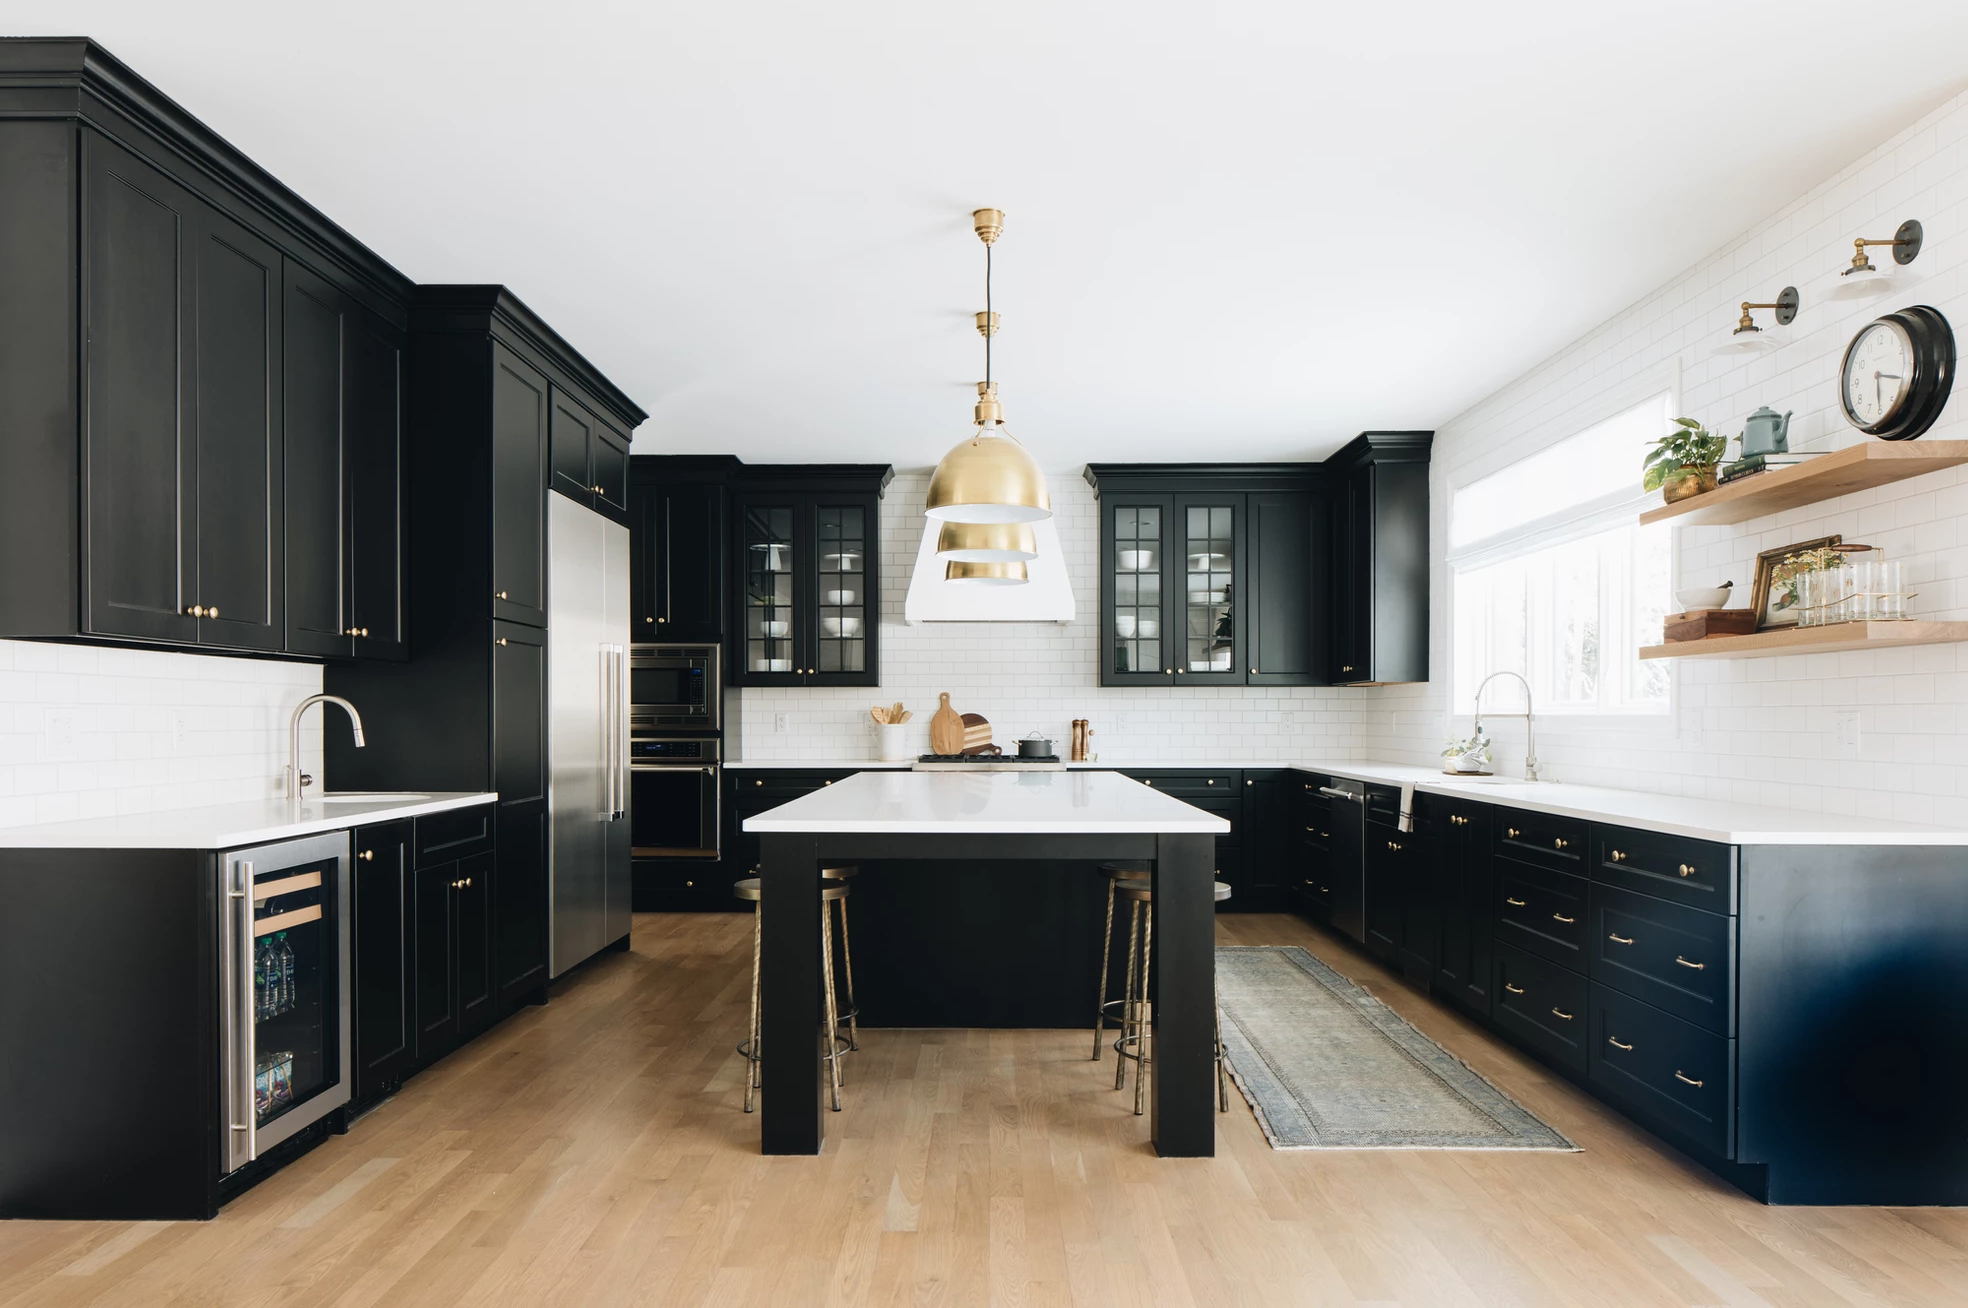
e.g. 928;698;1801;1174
287;694;366;799
1472;671;1539;782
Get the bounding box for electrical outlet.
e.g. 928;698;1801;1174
170;710;188;754
1112;712;1131;735
774;712;791;735
44;712;76;761
1279;710;1296;730
1832;710;1861;758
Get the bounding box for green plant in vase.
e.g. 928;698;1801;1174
1642;418;1728;503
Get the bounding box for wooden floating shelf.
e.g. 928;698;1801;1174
1639;441;1968;527
1641;620;1968;660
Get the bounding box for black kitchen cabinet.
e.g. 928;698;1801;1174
731;466;893;687
494;803;550;1001
352;820;414;1104
630;456;737;641
1327;432;1430;685
413;845;495;1062
283;262;406;661
1084;465;1327;687
1416;792;1494;1018
1120;771;1242;904
549;384;631;524
722;769;863;886
1364;819;1407;962
0;44;413;658
492;342;551;628
1242;771;1296;912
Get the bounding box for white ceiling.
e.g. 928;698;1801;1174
17;2;1968;469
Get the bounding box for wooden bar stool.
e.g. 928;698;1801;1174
735;874;853;1114
1091;862;1149;1061
822;866;859;1053
1110;876;1233;1116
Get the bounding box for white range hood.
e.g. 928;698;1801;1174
903;512;1076;624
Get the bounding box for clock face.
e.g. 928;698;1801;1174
1842;321;1913;428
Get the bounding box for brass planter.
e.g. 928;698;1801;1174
1662;465;1718;503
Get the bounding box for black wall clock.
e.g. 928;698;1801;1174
1838;304;1954;440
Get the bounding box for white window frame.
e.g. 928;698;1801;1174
1444;362;1681;737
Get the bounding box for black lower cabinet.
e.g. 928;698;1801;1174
352;820;415;1102
1241;771;1294;912
413;856;459;1055
1419;794;1493;1017
1589;982;1735;1159
1491;940;1590;1075
495;802;550;1000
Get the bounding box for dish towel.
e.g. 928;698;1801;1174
1397;782;1415;833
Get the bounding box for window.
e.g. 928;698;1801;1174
1449;392;1673;717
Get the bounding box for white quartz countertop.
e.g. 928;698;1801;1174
0;792;498;850
742;769;1232;834
1292;760;1968;846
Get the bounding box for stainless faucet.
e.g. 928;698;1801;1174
287;694;366;799
1472;671;1539;782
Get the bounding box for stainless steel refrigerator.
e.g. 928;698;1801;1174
547;492;631;977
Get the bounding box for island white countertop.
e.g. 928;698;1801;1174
1291;761;1968;846
0;792;498;850
743;769;1232;834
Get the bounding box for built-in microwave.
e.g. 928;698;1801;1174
630;644;720;730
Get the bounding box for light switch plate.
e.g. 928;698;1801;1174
1832;710;1861;758
774;713;791;735
44;712;75;761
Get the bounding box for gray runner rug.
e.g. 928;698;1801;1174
1215;945;1578;1151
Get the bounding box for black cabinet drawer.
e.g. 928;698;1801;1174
1494;858;1589;970
414;804;494;868
1413;791;1486;840
1364;783;1402;828
1589;984;1734;1159
1492;940;1589;1073
1494;806;1588;874
732;770;856;800
1592;823;1738;915
1589;883;1736;1036
1125;770;1238;798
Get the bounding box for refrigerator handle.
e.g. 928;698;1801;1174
615;645;628;819
228;859;257;1164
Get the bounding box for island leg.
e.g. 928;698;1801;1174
1151;832;1216;1157
759;833;825;1154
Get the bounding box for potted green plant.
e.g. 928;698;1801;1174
1441;732;1492;775
1642;417;1728;503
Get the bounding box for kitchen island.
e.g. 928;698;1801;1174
745;768;1230;1157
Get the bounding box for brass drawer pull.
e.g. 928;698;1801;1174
1554;837;1568;850
1550;1007;1574;1021
1678;863;1697;878
1505;896;1527;907
1674;955;1705;970
1608;932;1634;945
1607;1036;1633;1051
1674;1071;1703;1088
1609;849;1626;862
1504;983;1525;995
1305;826;1316;832
1551;913;1575;925
1387;840;1402;852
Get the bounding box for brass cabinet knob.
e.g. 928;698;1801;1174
1144;779;1154;785
685;880;694;888
358;849;374;861
1554;837;1568;850
1609;849;1625;862
497;590;509;600
1678;863;1696;877
1206;779;1214;785
1249;667;1256;675
1246;778;1252;786
346;626;359;636
1608;1036;1633;1051
496;637;509;647
755;779;763;786
359;627;369;637
1506;827;1521;838
1176;668;1186;675
646;616;655;623
1387;840;1401;852
207;607;218;618
1164;668;1173;674
593;484;604;494
823;779;832;785
1305;825;1316;833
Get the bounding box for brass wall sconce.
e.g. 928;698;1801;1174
1826;218;1923;300
1715;286;1798;355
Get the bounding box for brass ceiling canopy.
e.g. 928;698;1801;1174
936;519;1038;562
944;559;1029;586
925;207;1053;526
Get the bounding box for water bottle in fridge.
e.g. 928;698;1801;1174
254;937;273;1019
275;932;296;1015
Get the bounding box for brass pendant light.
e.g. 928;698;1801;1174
924;209;1052;525
944;559;1030;586
935;519;1038;563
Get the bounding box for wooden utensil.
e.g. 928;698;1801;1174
891;702;904;725
871;706;888;725
897;710;912;723
929;693;964;755
960;712;996;755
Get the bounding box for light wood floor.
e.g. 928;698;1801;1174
6;912;1968;1307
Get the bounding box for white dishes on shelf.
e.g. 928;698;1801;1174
1137;617;1160;639
762;619;790;638
1118;549;1155;571
821;615;863;637
824;589;857;606
1115;615;1137;637
750;657;794;672
1188;589;1228;604
1187;552;1229;570
1189;655;1232;672
822;551;864;570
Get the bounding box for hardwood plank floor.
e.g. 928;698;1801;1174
6;910;1968;1307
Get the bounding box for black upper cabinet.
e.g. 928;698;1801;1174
283;263;406;661
630;456;734;641
730;466;892;688
1086;466;1326;688
492;345;550;628
0;45;412;656
549;388;631;523
1327;432;1430;685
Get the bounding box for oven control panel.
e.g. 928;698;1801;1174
630;737;719;762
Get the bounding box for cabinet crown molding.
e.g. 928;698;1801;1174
1327;431;1434;468
1082;462;1324;497
411;285;649;429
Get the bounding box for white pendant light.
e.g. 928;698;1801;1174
924;209;1053;525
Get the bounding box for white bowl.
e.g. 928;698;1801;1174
1118;549;1154;571
1675;585;1734;611
1115;615;1137;637
1137;618;1160;639
762;619;789;638
824;589;856;606
751;656;795;672
821;616;863;637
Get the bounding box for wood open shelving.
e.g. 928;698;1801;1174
1639;441;1968;527
1640;620;1968;660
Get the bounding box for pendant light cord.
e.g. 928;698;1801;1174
984;241;993;388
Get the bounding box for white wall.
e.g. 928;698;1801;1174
1368;87;1968;828
0;640;323;830
735;471;1370;765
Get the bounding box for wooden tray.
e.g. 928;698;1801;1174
1663;609;1757;642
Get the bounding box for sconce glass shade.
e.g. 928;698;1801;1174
1713;326;1782;356
936;520;1038;562
944;559;1029;585
1824;263;1900;301
925;426;1052;523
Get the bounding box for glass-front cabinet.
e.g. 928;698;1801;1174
731;466;889;687
1089;465;1326;688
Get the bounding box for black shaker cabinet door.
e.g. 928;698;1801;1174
492;621;548;807
592;414;631;518
549;386;597;505
455;849;496;1037
282;263;351;658
188;205;283;653
413;858;459;1057
344;308;406;660
352;819;414;1102
490;343;549;628
81;132;199;644
495;801;549;1003
1246;490;1324;685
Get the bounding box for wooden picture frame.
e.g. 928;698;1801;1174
1751;534;1841;629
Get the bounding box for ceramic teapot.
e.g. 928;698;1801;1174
1740;406;1792;457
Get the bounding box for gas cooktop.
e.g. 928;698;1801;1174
912;753;1067;771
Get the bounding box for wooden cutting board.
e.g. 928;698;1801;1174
1664;608;1757;642
928;692;964;755
960;713;997;756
